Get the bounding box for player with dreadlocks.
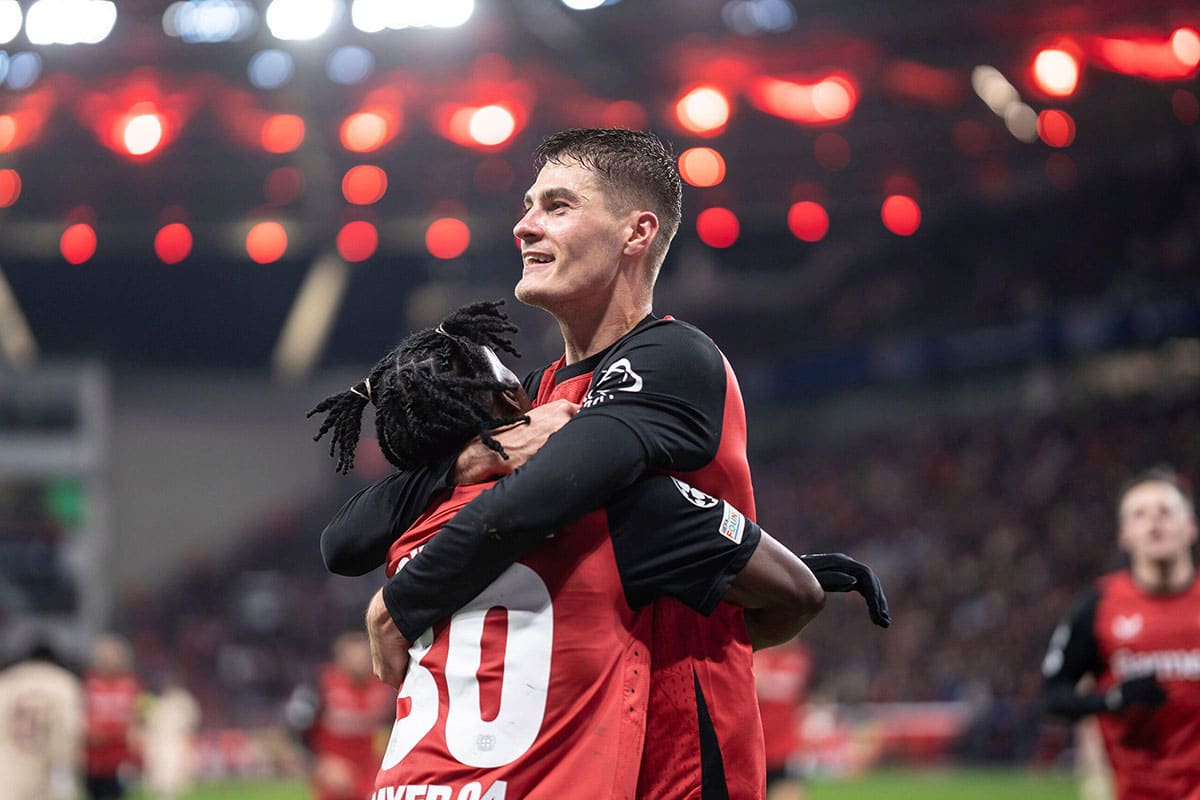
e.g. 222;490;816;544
310;301;886;800
308;299;527;476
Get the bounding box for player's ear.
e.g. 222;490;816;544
622;210;659;259
493;387;530;417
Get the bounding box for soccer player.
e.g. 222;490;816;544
310;301;882;799
83;634;142;800
754;638;814;800
0;639;84;800
286;631;395;800
142;678;200;800
1041;466;1200;799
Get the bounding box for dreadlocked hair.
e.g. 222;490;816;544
308;300;525;475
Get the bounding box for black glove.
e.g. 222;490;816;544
1105;674;1167;711
800;552;891;628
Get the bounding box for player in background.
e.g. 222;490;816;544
285;631;394;800
142;676;200;800
0;638;84;800
754;637;814;800
310;301;887;799
1042;466;1200;800
83;634;142;800
321;129;890;799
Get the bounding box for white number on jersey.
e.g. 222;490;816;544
381;563;554;770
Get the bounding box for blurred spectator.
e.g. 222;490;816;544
0;639;84;800
143;676;201;800
285;631;393;800
84;634;142;800
755;638;814;799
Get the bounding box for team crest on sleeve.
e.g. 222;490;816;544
582;358;643;408
671;477;720;508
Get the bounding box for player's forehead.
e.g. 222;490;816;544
522;159;603;206
1120;480;1188;514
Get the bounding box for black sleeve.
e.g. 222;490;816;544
383;413;649;639
1042;588;1107;721
320;454;456;576
381;323;734;640
605;474;761;615
574;321;727;472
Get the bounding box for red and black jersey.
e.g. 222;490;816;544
309;663;394;795
754;640;813;770
1042;571;1200;800
83;672;140;778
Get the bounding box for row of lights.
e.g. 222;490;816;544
0;0;115;46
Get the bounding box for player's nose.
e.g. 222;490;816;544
513;208;542;241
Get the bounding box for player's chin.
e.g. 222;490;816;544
515;275;556;309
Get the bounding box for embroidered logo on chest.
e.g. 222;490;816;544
1112;613;1144;641
582;358;643;407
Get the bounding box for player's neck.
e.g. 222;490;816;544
556;293;652;364
1131;555;1195;593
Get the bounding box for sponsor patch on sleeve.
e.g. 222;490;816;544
718;501;745;544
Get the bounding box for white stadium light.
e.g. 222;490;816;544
265;0;342;41
164;0;256;44
25;0;117;45
561;0;606;10
351;0;473;31
350;0;388;33
0;0;22;45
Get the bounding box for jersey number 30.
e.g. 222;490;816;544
380;563;554;769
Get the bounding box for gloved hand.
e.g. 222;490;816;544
1105;674;1167;711
800;553;891;628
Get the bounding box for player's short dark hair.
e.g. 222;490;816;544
1116;465;1195;520
308;300;526;475
534;128;683;269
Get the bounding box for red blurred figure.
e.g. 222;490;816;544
755;638;814;800
1043;467;1200;800
289;631;394;800
83;634;142;800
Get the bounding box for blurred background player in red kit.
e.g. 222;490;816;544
1042;466;1200;800
83;633;142;800
286;630;394;800
755;637;814;800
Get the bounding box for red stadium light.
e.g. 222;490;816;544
1173;28;1200;69
246;221;288;264
788;201;830;243
1090;30;1200;80
340;108;398;153
747;74;858;125
120;106;166;157
0;169;21;207
678;147;726;188
1037;110;1076;148
342;165;388;205
61;223;98;264
881;195;921;236
438;100;527;150
1032;48;1081;98
261;114;305;154
337;220;379;263
674;86;731;136
696;207;739;248
154;223;192;264
0;114;16;153
425;217;470;260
